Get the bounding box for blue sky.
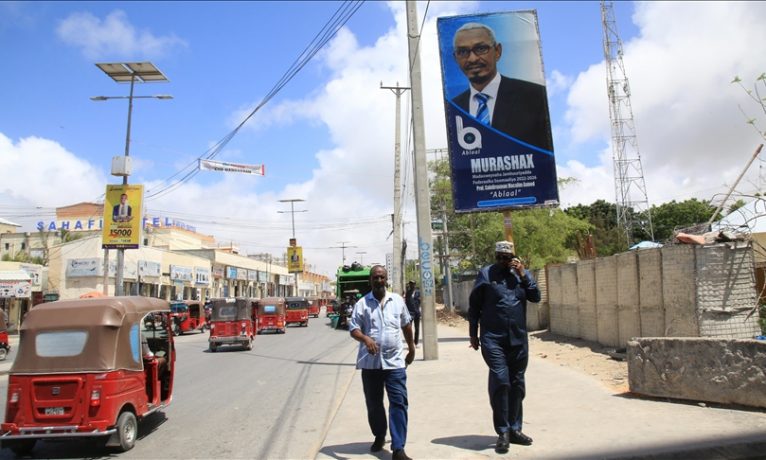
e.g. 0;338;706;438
1;1;765;276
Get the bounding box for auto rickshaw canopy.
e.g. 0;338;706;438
12;296;169;374
257;297;285;316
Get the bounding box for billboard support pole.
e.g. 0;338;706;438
503;210;515;244
406;0;438;360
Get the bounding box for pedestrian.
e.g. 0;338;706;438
468;241;540;454
349;265;416;460
404;281;422;346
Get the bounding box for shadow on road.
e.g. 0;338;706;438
431;434;496;451
317;441;390;460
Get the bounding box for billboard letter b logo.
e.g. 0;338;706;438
456;116;481;150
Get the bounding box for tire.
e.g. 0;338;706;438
8;439;35;456
173;324;182;336
245;338;253;351
302;321;308;327
0;347;7;361
209;343;217;352
116;411;137;452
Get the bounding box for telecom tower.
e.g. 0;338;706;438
601;1;654;244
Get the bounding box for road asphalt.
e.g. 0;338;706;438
2;329;766;459
315;323;766;460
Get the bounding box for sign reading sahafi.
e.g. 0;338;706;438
437;11;559;212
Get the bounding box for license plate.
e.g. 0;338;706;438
44;407;65;415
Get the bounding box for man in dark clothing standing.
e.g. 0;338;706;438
404;281;421;346
468;241;541;454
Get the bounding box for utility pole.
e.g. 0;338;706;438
406;0;437;360
278;198;306;296
331;242;356;265
381;82;410;295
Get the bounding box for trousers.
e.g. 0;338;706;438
361;368;408;451
480;334;528;434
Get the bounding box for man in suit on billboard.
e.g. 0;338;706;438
112;193;132;222
452;22;553;151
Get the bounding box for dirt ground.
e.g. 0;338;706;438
436;307;629;394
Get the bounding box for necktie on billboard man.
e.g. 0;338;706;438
475;92;491;125
437;11;559;213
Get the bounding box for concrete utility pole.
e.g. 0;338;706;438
278;198;306;296
406;0;437;360
381;82;410;295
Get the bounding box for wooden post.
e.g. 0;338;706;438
503;210;514;244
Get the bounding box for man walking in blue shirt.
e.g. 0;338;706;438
350;265;416;460
469;241;540;454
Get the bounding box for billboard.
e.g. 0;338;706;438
437;11;559;212
102;184;144;249
287;246;304;273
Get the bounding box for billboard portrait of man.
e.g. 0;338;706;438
449;21;553;151
437;11;559;212
112;193;132;222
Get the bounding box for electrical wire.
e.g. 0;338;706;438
144;0;366;201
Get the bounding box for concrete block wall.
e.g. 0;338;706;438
638;249;664;337
576;260;598;342
595;256;620;347
547;265;565;336
661;246;699;337
616;251;641;346
628;337;766;408
527;268;549;331
695;245;761;339
559;264;580;338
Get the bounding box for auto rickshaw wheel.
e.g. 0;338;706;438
173;324;182;336
116;411;137;452
7;439;35;456
209;343;218;352
0;347;7;361
245;338;253;350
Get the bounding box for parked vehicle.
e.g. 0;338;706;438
256;297;286;334
169;300;206;335
0;310;9;361
307;297;320;318
326;299;339;317
0;296;174;455
285;296;309;327
208;298;255;352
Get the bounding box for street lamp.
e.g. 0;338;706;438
93;61;170;296
278;199;307;296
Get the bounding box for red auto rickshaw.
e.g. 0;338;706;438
169;300;206;335
285;296;309;327
0;296;175;455
256;297;286;334
326;299;338;317
0;309;9;361
208;298;255;352
307;297;320;318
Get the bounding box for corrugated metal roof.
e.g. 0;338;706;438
0;270;31;281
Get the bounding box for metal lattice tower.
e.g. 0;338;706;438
601;1;654;244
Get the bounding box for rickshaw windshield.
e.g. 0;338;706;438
285;297;308;309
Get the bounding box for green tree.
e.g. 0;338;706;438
643;199;716;242
564;200;627;255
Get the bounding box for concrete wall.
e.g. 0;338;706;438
577;260;598;342
559;264;579;338
628;337;766;408
637;249;664;337
616;251;641;346
595;256;620;347
662;246;699;337
547;264;565;336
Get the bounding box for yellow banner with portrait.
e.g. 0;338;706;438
287;246;304;273
102;184;143;249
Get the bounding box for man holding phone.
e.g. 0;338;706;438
468;241;540;454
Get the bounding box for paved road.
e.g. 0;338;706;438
0;312;358;459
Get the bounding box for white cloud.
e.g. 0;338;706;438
546;69;574;98
56;10;187;60
561;1;766;210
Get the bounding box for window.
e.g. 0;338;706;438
36;331;88;357
20;243;25;250
4;243;8;250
